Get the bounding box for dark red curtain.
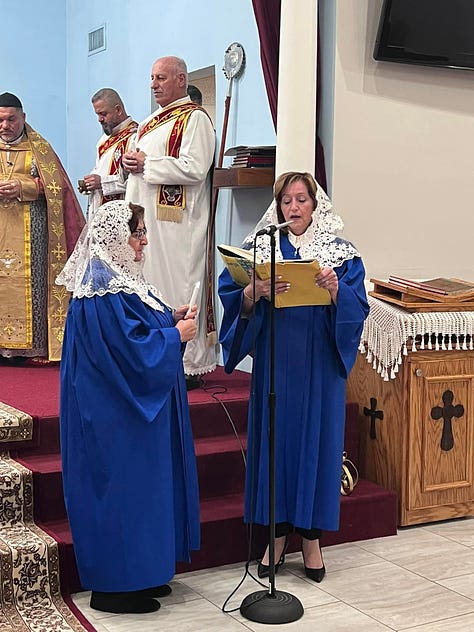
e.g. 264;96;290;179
251;0;327;191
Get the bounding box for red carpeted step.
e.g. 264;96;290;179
194;433;247;498
324;480;398;546
2;365;250;453
14;417;61;456
189;399;249;439
16;433;249;522
15;453;66;522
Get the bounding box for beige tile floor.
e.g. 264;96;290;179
72;516;474;631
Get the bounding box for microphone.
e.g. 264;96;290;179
255;220;294;237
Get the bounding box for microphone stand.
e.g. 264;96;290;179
240;226;304;624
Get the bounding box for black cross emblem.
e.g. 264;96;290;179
363;397;384;440
431;390;464;451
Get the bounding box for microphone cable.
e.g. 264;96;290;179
199;380;246;467
218;237;270;613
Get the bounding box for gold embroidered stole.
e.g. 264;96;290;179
98;120;138;204
0;125;74;359
137;103;202;223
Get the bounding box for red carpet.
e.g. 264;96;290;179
0;363;398;597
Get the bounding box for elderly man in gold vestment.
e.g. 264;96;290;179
0;92;85;363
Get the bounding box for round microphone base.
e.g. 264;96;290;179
240;589;303;624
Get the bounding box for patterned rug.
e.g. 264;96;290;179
0;452;92;631
0;401;33;443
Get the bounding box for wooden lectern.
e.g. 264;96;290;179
347;292;474;526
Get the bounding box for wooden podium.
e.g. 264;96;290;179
347;298;474;526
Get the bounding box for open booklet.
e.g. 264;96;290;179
217;244;331;308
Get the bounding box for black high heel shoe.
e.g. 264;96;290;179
303;540;325;583
257;538;288;578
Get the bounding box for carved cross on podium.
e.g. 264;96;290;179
363;397;384;440
431;390;464;451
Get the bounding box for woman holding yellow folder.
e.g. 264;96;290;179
218;172;369;583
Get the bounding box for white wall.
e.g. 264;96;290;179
330;0;474;281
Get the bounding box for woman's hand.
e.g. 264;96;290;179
241;276;290;312
316;267;339;303
175;304;197;342
174;304;197;323
175;317;197;342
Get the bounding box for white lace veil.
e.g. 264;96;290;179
242;176;360;267
56;199;167;312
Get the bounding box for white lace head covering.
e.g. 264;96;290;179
243;172;360;267
56;199;167;312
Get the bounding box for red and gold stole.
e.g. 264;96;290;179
98;120;138;204
137;102;203;223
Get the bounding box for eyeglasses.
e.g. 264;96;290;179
131;227;147;239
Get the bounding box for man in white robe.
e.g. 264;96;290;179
82;88;137;218
123;56;217;381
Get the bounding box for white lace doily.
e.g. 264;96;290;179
359;297;474;381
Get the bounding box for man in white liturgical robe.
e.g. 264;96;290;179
82;88;137;218
123;56;217;378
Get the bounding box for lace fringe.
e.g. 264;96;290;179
359;297;474;380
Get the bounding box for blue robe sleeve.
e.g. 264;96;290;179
217;269;265;373
330;256;369;378
63;292;182;423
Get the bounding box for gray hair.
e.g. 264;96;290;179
91;88;125;109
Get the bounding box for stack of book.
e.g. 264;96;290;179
387;276;474;297
224;145;276;168
369;275;474;312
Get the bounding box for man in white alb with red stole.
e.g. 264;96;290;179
123;56;216;383
82;88;137;218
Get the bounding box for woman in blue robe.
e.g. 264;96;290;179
56;200;200;614
218;172;369;583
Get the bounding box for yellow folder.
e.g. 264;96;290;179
217;244;331;308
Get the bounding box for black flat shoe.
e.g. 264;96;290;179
304;565;326;583
136;584;172;598
90;591;160;614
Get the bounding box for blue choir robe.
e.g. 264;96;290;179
218;236;369;532
60;291;200;592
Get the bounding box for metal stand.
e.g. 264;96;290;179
240;228;303;624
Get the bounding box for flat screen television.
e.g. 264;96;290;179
373;0;474;71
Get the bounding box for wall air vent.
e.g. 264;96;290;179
88;25;106;55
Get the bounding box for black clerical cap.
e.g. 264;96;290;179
0;93;23;109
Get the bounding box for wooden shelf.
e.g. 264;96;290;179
213;167;275;189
